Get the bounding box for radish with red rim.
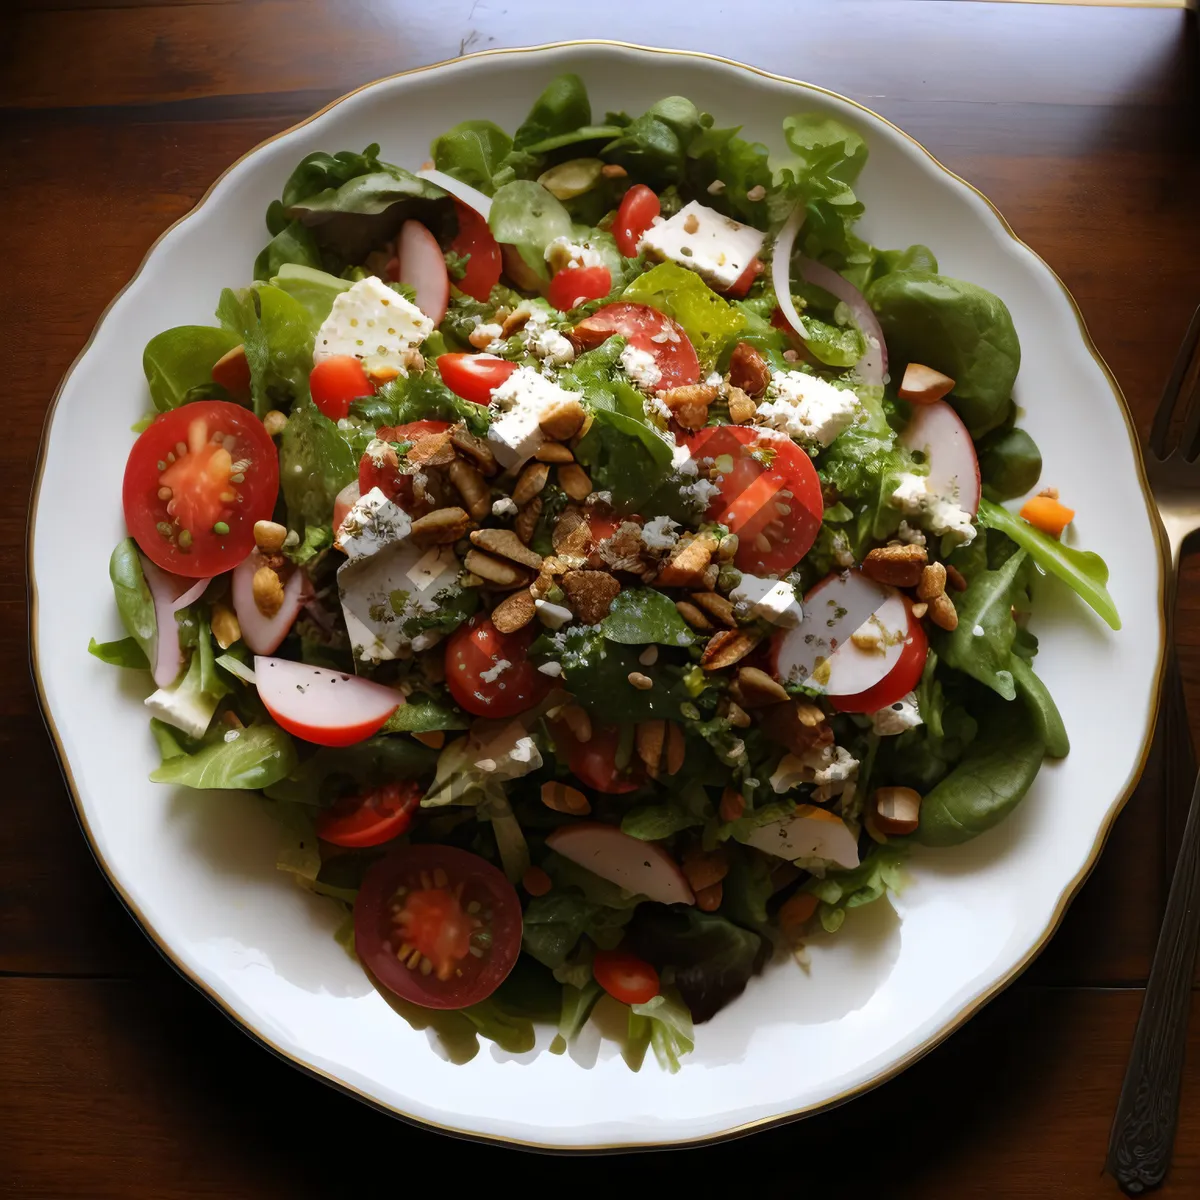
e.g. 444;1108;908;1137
545;822;695;906
232;552;313;655
899;399;981;515
397;220;449;325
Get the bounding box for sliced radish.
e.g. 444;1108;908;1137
743;805;860;870
232;551;313;655
900;399;981;515
545;822;695;906
333;479;361;549
398;220;449;325
139;554;212;687
254;656;402;747
828;596;927;713
415;168;492;222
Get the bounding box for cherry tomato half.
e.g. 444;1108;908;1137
445;615;550;718
437;353;518;406
359;420;451;506
123;400;279;577
686;425;823;576
310;355;373;421
547;264;612;312
573;302;699;390
449;200;503;303
315;781;422;848
724;256;764;299
613;184;660;257
551;719;644;795
828;599;929;714
355;844;522;1009
593;949;660;1006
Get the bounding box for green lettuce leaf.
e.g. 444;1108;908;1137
264;736;436;806
630;990;695;1073
804;843;907;933
278;400;358;532
142;326;241;412
88;636;149;669
602;96;702;186
254;220;322;282
381;694;470;733
108;539;157;668
431;119;514;195
513;73;592;151
150;723;297;789
488;180;574;282
269;263;351;329
601;587;695;647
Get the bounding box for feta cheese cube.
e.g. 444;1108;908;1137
638;201;765;291
730;575;803;628
313;276;433;369
338;486;412;561
487;366;579;469
755;371;861;447
143;673;219;740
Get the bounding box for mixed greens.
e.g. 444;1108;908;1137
95;74;1119;1070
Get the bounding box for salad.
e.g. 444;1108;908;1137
93;74;1120;1071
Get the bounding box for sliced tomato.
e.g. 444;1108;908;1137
437;353;518;406
592;949;660;1005
123;401;279;577
686;425;823;576
450;200;503;303
310;355;373;421
828;598;929;714
551;719;643;795
573;302;699;390
724;256;764;299
548;264;612;312
359;419;451;505
355;845;522;1009
316;781;422;848
444;615;550;718
613;184;660;257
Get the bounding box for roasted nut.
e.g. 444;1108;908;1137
871;786;923;836
534;442;575;463
735;666;790;706
491;588;536;633
627;671;653;690
538;397;586;440
675;600;714;632
400;348;425;374
406;430;456;467
695;882;723;912
701;629;761;671
719;787;745;822
928;592;959;631
862;543;927;588
252;566;284;618
727;385;758;424
557;463;593;501
911;601;929;619
448;458;490;520
210;602;241;650
729;341;770;397
513;461;551;507
558;704;592;744
514;497;543;545
463;549;530;589
726;702;752;729
569;313;621;351
500;308;531;338
918;562;947;601
657;533;716;587
674;402;709;431
552;507;592;557
470;527;544;570
660;383;720;411
636;720;685;776
795;701;826;727
683;212;701;235
561;569;620;625
758;701;832;755
450;425;498;476
253;520;288;553
468;323;500;350
262;409;288;436
410;506;471;545
541;781;591;816
530;571;555;600
600;162;627;178
945;564;968;592
522;865;553;896
777;891;819;936
682;846;729;893
596;521;648;573
690;591;736;627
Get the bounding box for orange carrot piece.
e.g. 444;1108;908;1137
1020;494;1075;538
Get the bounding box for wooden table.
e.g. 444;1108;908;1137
5;0;1200;1192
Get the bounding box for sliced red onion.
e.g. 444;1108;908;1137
138;555;213;687
799;257;888;389
770;205;808;340
415;168;492;222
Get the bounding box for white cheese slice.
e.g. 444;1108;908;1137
144;671;219;740
487;366;578;469
638;201;765;291
729;574;803;628
338;486;412;561
313;275;433;369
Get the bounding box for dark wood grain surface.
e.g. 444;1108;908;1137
6;0;1200;1194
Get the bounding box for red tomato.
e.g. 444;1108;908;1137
593;949;660;1005
613;184;660;257
123;401;279;577
315;781;422;848
437;353;518;406
829;599;929;714
724;256;764;299
309;355;373;421
686;425;823;576
445;616;550;718
551;719;643;795
575;303;700;390
585;513;624;569
547;265;612;312
449;200;502;303
359;420;451;505
355;845;522;1009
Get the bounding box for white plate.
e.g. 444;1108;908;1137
30;43;1165;1150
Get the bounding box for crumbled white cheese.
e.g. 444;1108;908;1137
755;371;861;447
467;720;543;780
831;531;855;568
889;472;977;545
544;236;605;270
638;200;765;290
529;326;576;367
670;438;699;476
730;575;803;628
645;394;673;423
338;486;412;560
897;520;926;547
972;624;985;637
313;275;432;369
682;476;722;510
535;599;574;630
770;744;860;793
640;515;681;552
479;658;511;684
620;343;663;392
471;321;504;351
487;366;578;469
870;692;923;736
492;497;519;519
537;660;563;677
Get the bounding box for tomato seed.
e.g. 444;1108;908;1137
419;958;433;976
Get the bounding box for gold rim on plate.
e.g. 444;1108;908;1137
27;40;1168;1152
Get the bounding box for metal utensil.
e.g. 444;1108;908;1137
1108;304;1200;1194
